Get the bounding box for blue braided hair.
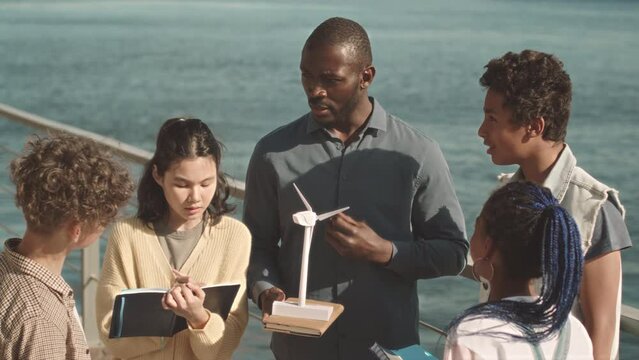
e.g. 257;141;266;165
446;181;583;344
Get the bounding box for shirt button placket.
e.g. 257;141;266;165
340;144;348;182
337;144;348;208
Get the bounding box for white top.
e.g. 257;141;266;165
444;297;593;360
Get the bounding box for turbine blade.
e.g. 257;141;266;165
293;183;313;211
317;206;350;221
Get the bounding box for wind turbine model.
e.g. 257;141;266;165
271;183;349;321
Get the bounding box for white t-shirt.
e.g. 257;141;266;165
444;297;593;360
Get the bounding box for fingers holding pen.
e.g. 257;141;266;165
162;282;209;328
163;284;188;310
172;268;191;285
186;282;205;299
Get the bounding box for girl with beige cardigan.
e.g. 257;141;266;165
96;118;250;359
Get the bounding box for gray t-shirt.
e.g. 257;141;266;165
585;198;632;261
155;220;204;270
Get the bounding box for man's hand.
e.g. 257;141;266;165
325;212;393;264
259;287;286;322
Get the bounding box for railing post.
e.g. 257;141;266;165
82;240;101;346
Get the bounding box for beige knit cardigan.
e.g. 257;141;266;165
96;216;250;360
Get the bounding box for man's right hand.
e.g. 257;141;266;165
259;287;286;322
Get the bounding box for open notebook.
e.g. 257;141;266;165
109;282;240;338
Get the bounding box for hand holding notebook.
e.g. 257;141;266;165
162;282;209;329
109;282;240;338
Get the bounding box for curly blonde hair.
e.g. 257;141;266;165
10;133;134;233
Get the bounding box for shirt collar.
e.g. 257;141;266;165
512;144;575;202
305;97;388;135
541;144;575;202
3;238;74;299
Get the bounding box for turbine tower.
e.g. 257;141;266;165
271;183;349;320
292;183;349;307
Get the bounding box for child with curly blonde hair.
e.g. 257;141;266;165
0;133;133;359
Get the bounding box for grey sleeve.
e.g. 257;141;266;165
585;198;632;261
243;144;281;306
386;143;468;279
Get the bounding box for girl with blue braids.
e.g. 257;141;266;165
444;181;593;359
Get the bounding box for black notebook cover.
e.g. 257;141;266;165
108;282;240;338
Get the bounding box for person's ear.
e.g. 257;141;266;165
152;165;163;188
361;65;376;89
527;117;545;138
482;235;497;259
66;221;82;244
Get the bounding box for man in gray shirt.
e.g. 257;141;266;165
244;17;468;359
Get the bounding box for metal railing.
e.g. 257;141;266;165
2;102;638;348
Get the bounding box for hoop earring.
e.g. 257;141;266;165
472;257;494;291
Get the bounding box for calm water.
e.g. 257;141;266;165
1;0;638;358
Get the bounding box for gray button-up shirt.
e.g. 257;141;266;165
244;98;468;359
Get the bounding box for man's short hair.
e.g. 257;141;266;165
480;50;572;142
10;133;133;233
305;17;372;68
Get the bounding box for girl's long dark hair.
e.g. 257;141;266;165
137;118;234;226
447;181;583;344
